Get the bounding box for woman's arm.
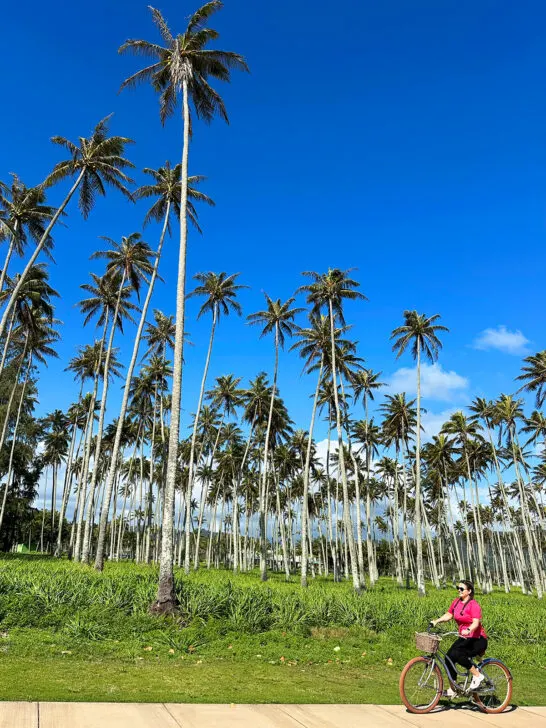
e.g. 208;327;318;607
462;618;480;636
431;612;453;626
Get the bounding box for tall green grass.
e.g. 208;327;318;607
1;555;544;646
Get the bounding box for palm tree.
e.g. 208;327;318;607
352;368;385;584
291;314;350;587
390;311;448;596
144;310;176;360
248;295;302;580
517;351;546;408
298;269;366;593
494;394;543;598
0;116;134;347
0;314;60;534
181;272;246;573
380;393;417;585
0;174;55;296
469;397;526;591
119;1;248;613
94;175;212;571
0;264;58;374
77;263;140;563
441;412;490;590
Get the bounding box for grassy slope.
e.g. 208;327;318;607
0;555;544;704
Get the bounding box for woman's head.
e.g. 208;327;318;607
457;580;474;599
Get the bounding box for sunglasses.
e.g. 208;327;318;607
457;586;466;591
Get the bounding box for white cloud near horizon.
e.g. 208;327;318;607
473;325;530;355
388;363;468;402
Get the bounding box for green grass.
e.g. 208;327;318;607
0;554;544;704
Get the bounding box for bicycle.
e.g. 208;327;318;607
399;625;513;714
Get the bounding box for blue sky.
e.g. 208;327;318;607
2;0;545;451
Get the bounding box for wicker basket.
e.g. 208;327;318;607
415;632;441;653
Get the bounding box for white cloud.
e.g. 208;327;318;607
473;325;530;355
421;408;459;441
388;363;468;402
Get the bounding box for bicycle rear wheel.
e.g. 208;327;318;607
399;656;443;714
473;659;513;714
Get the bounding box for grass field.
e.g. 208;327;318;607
0;554;544;704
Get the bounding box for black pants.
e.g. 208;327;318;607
446;637;488;680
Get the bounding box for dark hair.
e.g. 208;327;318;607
459;579;474;597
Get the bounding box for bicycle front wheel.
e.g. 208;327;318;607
399;656;443;714
473;659;513;714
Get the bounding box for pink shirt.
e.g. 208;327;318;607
449;598;487;639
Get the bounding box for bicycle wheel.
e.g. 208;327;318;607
399;656;443;714
473;659;513;714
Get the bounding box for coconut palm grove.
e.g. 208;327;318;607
0;0;544;706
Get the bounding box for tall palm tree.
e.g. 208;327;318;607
248;295;302;580
95;172;212;571
119;1;248;613
0;174;55;296
441;412;489;590
182;272;246;573
0;116;134;347
352;368;385;584
469;397;526;591
298;269;366;593
0;264;58;374
0;314;59;533
390;310;448;596
77;265;139;563
494;394;543;598
144;310;176;359
380;392;417;585
291;314;352;586
517;351;546;408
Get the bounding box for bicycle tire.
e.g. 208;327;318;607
473;659;513;714
399;656;443;714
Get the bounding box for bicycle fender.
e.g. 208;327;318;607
478;657;513;677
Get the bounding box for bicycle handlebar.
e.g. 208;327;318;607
426;626;465;639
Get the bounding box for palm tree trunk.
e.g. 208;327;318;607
51;464;57;535
301;357;323;587
415;341;425;596
0;342;26;458
363;395;377;585
340;379;365;588
325;417;338;580
73;315;108;560
0;357;32;532
206;488;220;569
328;300;360;593
154;76;191;614
259;327;279;582
274;470;290;581
444;474;464;578
145;387;158;564
0;232;16;297
0;308;17;373
510;432;543;598
392;466;403;585
55;382;84;557
81;274;126;564
184;307;217;574
40;469;48;553
0;171;85;352
95;203;171;571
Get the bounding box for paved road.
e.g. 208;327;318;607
0;703;544;727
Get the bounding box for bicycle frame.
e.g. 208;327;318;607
422;631;482;694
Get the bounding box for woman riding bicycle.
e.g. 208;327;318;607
431;579;488;697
